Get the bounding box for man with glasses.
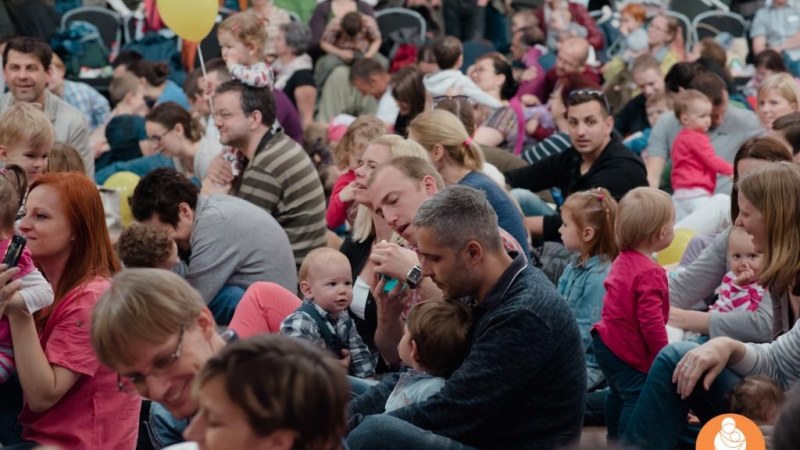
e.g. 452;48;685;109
92;269;239;449
205;80;326;267
504;89;648;242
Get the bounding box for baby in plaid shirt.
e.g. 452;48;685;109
280;248;376;378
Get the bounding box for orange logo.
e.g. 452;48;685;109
696;414;764;450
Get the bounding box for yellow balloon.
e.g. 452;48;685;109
103;171;141;228
157;0;218;42
655;228;696;267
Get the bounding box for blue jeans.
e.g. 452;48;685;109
783;51;800;77
147;402;190;449
511;189;557;217
349;376;380;399
347;415;477;450
620;341;741;450
592;335;648;440
208;285;246;326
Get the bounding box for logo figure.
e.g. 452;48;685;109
696;414;764;450
714;417;746;450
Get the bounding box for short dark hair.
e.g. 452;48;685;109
130;168;199;226
128;60;170;87
205;58;232;82
111;50;143;70
476;52;517;101
688;71;726;106
183;67;204;101
566;89;611;117
772;112;800;154
755;49;787;73
406;300;472;377
664;62;703;93
341;11;363;37
215;80;276;127
349;57;386;83
431;36;462;70
2;37;52;70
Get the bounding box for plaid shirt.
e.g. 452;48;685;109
280;300;376;378
63;80;110;131
320;14;380;53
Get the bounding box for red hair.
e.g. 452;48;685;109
31;173;120;328
622;3;646;23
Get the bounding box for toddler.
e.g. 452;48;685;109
624;92;673;155
116;222;180;270
327;116;386;231
729;375;785;444
546;7;587;51
670;89;733;221
217;10;273;90
592;187;675;440
0;103;55;183
386;299;472;411
424;36;502;109
280;248;376;378
557;188;619;392
617;3;649;65
0;165;55;383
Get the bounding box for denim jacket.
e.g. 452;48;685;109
558;255;611;367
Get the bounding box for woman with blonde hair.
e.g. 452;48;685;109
757;72;800;130
340;135;430;365
622;162;800;450
408;109;530;257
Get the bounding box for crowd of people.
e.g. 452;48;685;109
3;0;800;449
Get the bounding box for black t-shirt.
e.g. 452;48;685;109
282;69;316;108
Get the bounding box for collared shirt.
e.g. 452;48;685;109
280;300;376;378
62;80;110;131
751;0;800;60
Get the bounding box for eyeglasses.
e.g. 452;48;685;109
432;95;474;107
148;127;174;144
567;89;612;115
117;325;185;393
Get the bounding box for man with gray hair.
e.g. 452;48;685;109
348;185;586;450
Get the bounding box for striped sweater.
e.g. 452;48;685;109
235;131;326;266
731;318;800;391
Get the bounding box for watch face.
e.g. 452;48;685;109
408;266;423;286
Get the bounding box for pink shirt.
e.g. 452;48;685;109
19;277;140;450
229;282;302;338
593;250;670;374
670;128;734;194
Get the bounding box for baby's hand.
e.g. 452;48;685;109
339;181;357;203
337;349;351;370
734;269;756;286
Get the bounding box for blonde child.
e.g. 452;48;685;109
670;89;733;221
592;187;674;440
327;116;386;231
217;10;273;89
557;188;619;392
0;103;55;183
0;164;55;383
280;248;376;378
387;299;472;411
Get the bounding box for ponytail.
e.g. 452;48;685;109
562;187;619;261
463;139;485;171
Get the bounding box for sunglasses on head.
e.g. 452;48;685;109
567;89;612;115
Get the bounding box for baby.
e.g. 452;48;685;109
624;92;673;155
386;299;472;411
709;226;765;313
280;248;376;379
729;375;785;447
116;222;180;270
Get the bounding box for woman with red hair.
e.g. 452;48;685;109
0;173;139;449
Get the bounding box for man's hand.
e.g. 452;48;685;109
337;349;351;370
205;154;234;186
370;242;420;282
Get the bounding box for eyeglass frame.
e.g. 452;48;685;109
147;126;176;144
117;324;186;393
566;89;612;116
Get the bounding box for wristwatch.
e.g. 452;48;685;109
405;265;423;289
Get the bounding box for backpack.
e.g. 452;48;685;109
50;21;111;77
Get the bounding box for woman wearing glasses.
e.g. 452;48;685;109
0;172;139;449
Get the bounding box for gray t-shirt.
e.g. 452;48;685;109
646;106;763;194
173;195;298;303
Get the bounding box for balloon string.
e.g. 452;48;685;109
198;46;216;119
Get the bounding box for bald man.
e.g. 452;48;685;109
544;37;601;99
